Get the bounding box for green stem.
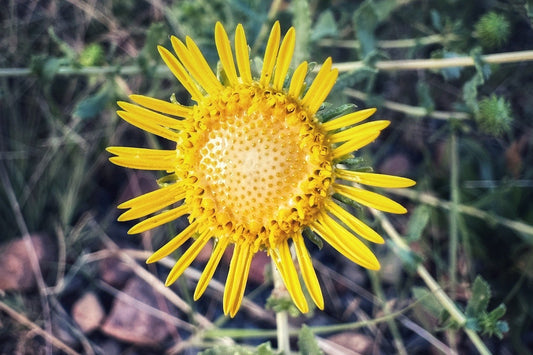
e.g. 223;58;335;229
448;131;460;350
3;51;533;78
369;272;408;355
272;259;291;354
387;188;533;243
319;33;458;49
333;50;533;72
449;131;459;297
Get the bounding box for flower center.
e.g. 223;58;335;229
184;85;332;250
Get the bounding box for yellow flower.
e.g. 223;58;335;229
107;21;415;317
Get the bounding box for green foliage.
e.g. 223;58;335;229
266;295;301;317
3;0;532;353
298;325;324;355
199;342;277;355
310;11;338;41
476;95;513;137
465;276;509;339
293;0;311;65
73;83;115;120
316;103;357;123
416;82;435;113
405;205;431;242
475;12;510;49
79;43;105;67
412;287;445;318
303;227;324;250
353;0;398;58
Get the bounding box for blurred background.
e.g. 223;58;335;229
1;0;532;354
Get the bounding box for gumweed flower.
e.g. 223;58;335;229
107;21;415;317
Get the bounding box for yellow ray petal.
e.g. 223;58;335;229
271;242;309;313
324;199;384;244
278;243;309;314
118;183;183;209
260;21;281;86
301;57;332;109
116;110;180;141
306;69;338;114
328;120;390;144
235;24;252;83
146;220;200;263
215;22;239;86
118;185;186;222
292;234;324;310
336;169;416;188
311;214;380;270
331;131;381;160
128;204;188;235
273;27;296;90
321;108;377;132
165;228;212;286
118;99;182;128
129;94;191;119
223;242;253;317
194;237;230;300
333;183;408;214
288;61;308;98
107;147;177;171
158;45;203;101
171;36;222;95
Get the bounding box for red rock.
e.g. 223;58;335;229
101;277;170;346
0;234;54;291
99;256;132;288
72;292;105;333
326;332;373;354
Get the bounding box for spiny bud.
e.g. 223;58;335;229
474;12;510;49
79;43;104;67
476;95;512;136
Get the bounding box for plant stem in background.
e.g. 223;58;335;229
272;259;291;354
369;272;408;355
2;50;533;78
373;210;492;355
449;131;460;298
448;131;460;351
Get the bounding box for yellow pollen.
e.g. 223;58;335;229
182;84;332;250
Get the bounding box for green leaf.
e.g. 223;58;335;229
353;0;397;58
430;9;443;31
353;1;379;57
142;22;167;60
471;48;491;81
311;10;338;41
266;295;301;317
390;241;422;273
487;303;506;322
303;227;323;250
316;103;357;123
293;0;311;65
73;83;114;120
466;276;491;317
439;51;463;80
334;66;377;91
256;342;277;355
412;287;444;317
462;71;484;114
30;55;67;82
406;205;431;242
298;325;324;355
416;82;435;114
